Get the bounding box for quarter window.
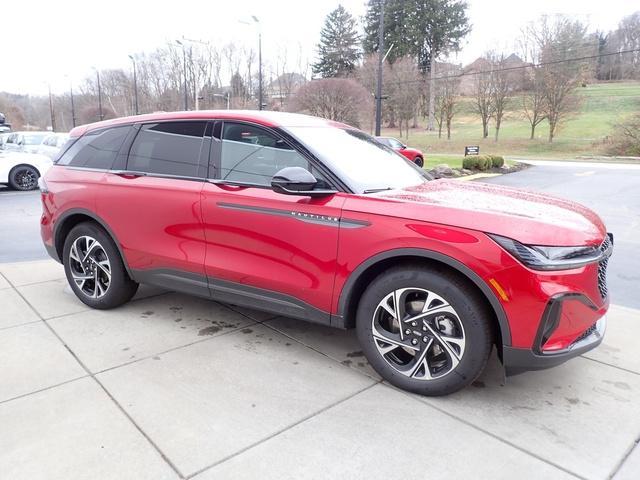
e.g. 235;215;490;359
57;126;130;169
219;122;312;186
128;122;206;177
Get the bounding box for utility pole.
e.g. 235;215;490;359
68;78;76;128
47;83;56;131
93;68;104;121
128;55;139;115
175;40;188;110
374;0;385;136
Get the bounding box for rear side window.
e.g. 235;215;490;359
57;126;130;169
127;121;206;177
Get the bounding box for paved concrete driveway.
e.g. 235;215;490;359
1;259;639;479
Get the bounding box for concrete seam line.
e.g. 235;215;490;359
580;355;640;377
44;318;187;480
609;435;640;479
185;382;380;479
4;277;185;479
0;319;43;332
93;319;259;376
261;321;381;382
0;375;89;406
399;384;586;480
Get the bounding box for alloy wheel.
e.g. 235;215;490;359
68;236;111;298
371;287;466;380
14;168;38;190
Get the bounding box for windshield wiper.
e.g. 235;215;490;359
363;187;393;194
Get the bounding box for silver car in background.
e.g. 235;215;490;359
36;133;69;160
3;131;49;154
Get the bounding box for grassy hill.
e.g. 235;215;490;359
381;82;640;160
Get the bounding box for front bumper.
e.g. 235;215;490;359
503;315;606;375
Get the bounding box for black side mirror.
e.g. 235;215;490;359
271;167;337;197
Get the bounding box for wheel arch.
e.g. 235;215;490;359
335;248;512;348
53;208;133;277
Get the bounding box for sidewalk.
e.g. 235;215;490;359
1;259;639;479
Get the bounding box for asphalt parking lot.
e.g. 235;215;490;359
1;161;640;479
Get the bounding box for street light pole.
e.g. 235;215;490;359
69;78;76;128
128;55;139;115
375;0;385;136
240;16;263;110
93;68;104;121
175;40;188;110
47;83;56;131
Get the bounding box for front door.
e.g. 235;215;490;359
200;121;345;323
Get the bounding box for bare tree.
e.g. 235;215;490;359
521;68;548;139
530;16;588;142
388;56;421;138
489;53;513;141
471;59;494;139
433;67;460;140
289;78;371;127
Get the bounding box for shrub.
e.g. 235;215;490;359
490;155;505;168
463;155;492;170
462;156;479;169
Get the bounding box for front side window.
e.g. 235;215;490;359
23;133;47;145
57;126;130;169
387;138;404;149
219;122;313;186
128;121;206;177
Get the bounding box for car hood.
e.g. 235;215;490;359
364;180;606;246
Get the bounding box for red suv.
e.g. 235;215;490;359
40;111;612;396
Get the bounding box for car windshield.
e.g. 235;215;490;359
285;126;429;193
24;134;47;145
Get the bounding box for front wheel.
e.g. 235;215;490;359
356;266;492;396
9;165;39;190
414;156;424;168
63;222;138;309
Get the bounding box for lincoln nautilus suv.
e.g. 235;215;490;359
39;111;612;396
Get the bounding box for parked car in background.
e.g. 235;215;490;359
40;111;611;396
0;132;10;150
37;133;69;160
0;151;53;190
3;131;49;154
375;136;424;167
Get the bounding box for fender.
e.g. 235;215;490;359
335;247;512;347
52;207;134;277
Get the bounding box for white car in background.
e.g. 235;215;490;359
2;131;49;154
36;133;68;160
0;152;53;190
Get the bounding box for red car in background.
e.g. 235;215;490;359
40;110;611;396
376;136;424;167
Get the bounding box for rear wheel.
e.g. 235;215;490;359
63;222;138;309
356;266;492;396
414;156;424;168
9;165;39;190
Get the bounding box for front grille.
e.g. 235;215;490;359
597;235;611;299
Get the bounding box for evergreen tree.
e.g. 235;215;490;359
363;0;470;72
313;5;361;78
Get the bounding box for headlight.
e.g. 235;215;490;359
488;234;603;271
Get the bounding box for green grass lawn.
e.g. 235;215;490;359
381;82;640;160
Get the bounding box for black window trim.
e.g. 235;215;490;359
120;119;210;182
209;119;350;193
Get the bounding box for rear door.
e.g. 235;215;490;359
95;121;210;295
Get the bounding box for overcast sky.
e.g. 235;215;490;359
3;0;635;95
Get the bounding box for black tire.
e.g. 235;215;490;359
63;221;138;309
414;156;424;168
8;165;39;190
356;266;492;396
